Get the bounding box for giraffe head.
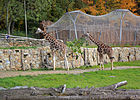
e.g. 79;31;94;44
36;20;53;39
39;20;53;32
36;28;48;39
36;28;44;34
82;32;90;38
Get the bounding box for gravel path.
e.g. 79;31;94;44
0;66;139;78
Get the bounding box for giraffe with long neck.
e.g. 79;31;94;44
83;32;114;70
36;22;69;71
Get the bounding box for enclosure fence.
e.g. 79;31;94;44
47;9;140;45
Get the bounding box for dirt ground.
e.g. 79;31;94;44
0;66;139;78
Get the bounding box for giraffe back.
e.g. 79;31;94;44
44;33;66;52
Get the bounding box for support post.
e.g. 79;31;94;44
67;12;79;39
99;31;101;40
56;30;59;39
134;31;137;45
119;12;125;44
73;22;78;39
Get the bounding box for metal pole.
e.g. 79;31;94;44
119;12;125;44
24;0;28;37
56;30;59;39
73;22;78;39
99;31;101;40
134;31;137;42
67;12;79;39
134;31;137;45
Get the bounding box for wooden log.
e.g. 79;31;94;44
98;80;128;90
2;95;140;100
0;81;140;100
61;84;66;93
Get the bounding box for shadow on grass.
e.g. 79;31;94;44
30;60;140;71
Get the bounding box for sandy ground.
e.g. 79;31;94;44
0;66;139;78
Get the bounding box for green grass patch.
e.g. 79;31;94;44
0;68;140;89
0;46;37;49
111;45;140;47
82;45;98;48
78;60;140;70
82;45;140;48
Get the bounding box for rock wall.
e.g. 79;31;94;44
0;47;140;70
0;38;49;48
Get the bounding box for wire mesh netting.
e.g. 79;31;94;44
47;9;140;45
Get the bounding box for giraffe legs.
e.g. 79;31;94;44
110;58;114;70
52;50;69;71
52;52;56;70
99;54;104;70
64;51;69;71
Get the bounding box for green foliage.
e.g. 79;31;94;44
8;0;24;21
66;38;86;55
0;68;140;89
73;0;87;9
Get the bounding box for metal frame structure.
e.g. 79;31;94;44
47;9;140;45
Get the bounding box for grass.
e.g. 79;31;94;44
82;45;98;48
111;45;140;47
78;60;140;70
0;68;140;89
0;46;37;49
82;45;140;48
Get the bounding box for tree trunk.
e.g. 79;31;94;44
24;0;28;37
6;3;9;32
11;21;15;35
8;18;12;35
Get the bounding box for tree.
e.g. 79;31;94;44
134;0;140;15
120;0;137;12
105;0;121;12
7;0;24;34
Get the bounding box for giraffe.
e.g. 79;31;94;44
82;32;114;70
36;22;69;71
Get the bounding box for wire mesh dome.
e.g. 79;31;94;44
47;9;140;45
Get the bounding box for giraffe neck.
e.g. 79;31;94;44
88;34;101;46
44;33;56;43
